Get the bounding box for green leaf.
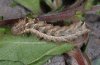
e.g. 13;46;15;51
45;0;53;9
96;10;100;15
0;60;23;65
45;0;63;12
97;2;100;5
0;28;6;39
30;56;52;65
14;0;41;15
85;0;94;10
75;11;85;21
0;28;6;33
0;16;3;20
10;1;17;8
64;19;72;26
0;31;74;65
92;58;100;65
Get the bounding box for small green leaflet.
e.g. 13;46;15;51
75;11;85;21
0;29;74;65
85;0;94;10
14;0;41;15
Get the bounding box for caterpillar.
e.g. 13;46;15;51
12;18;89;43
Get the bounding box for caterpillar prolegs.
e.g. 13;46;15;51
12;18;89;43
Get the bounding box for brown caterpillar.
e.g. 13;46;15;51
12;18;89;43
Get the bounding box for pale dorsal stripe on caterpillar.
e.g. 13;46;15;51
12;18;89;42
47;26;61;36
54;26;67;36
